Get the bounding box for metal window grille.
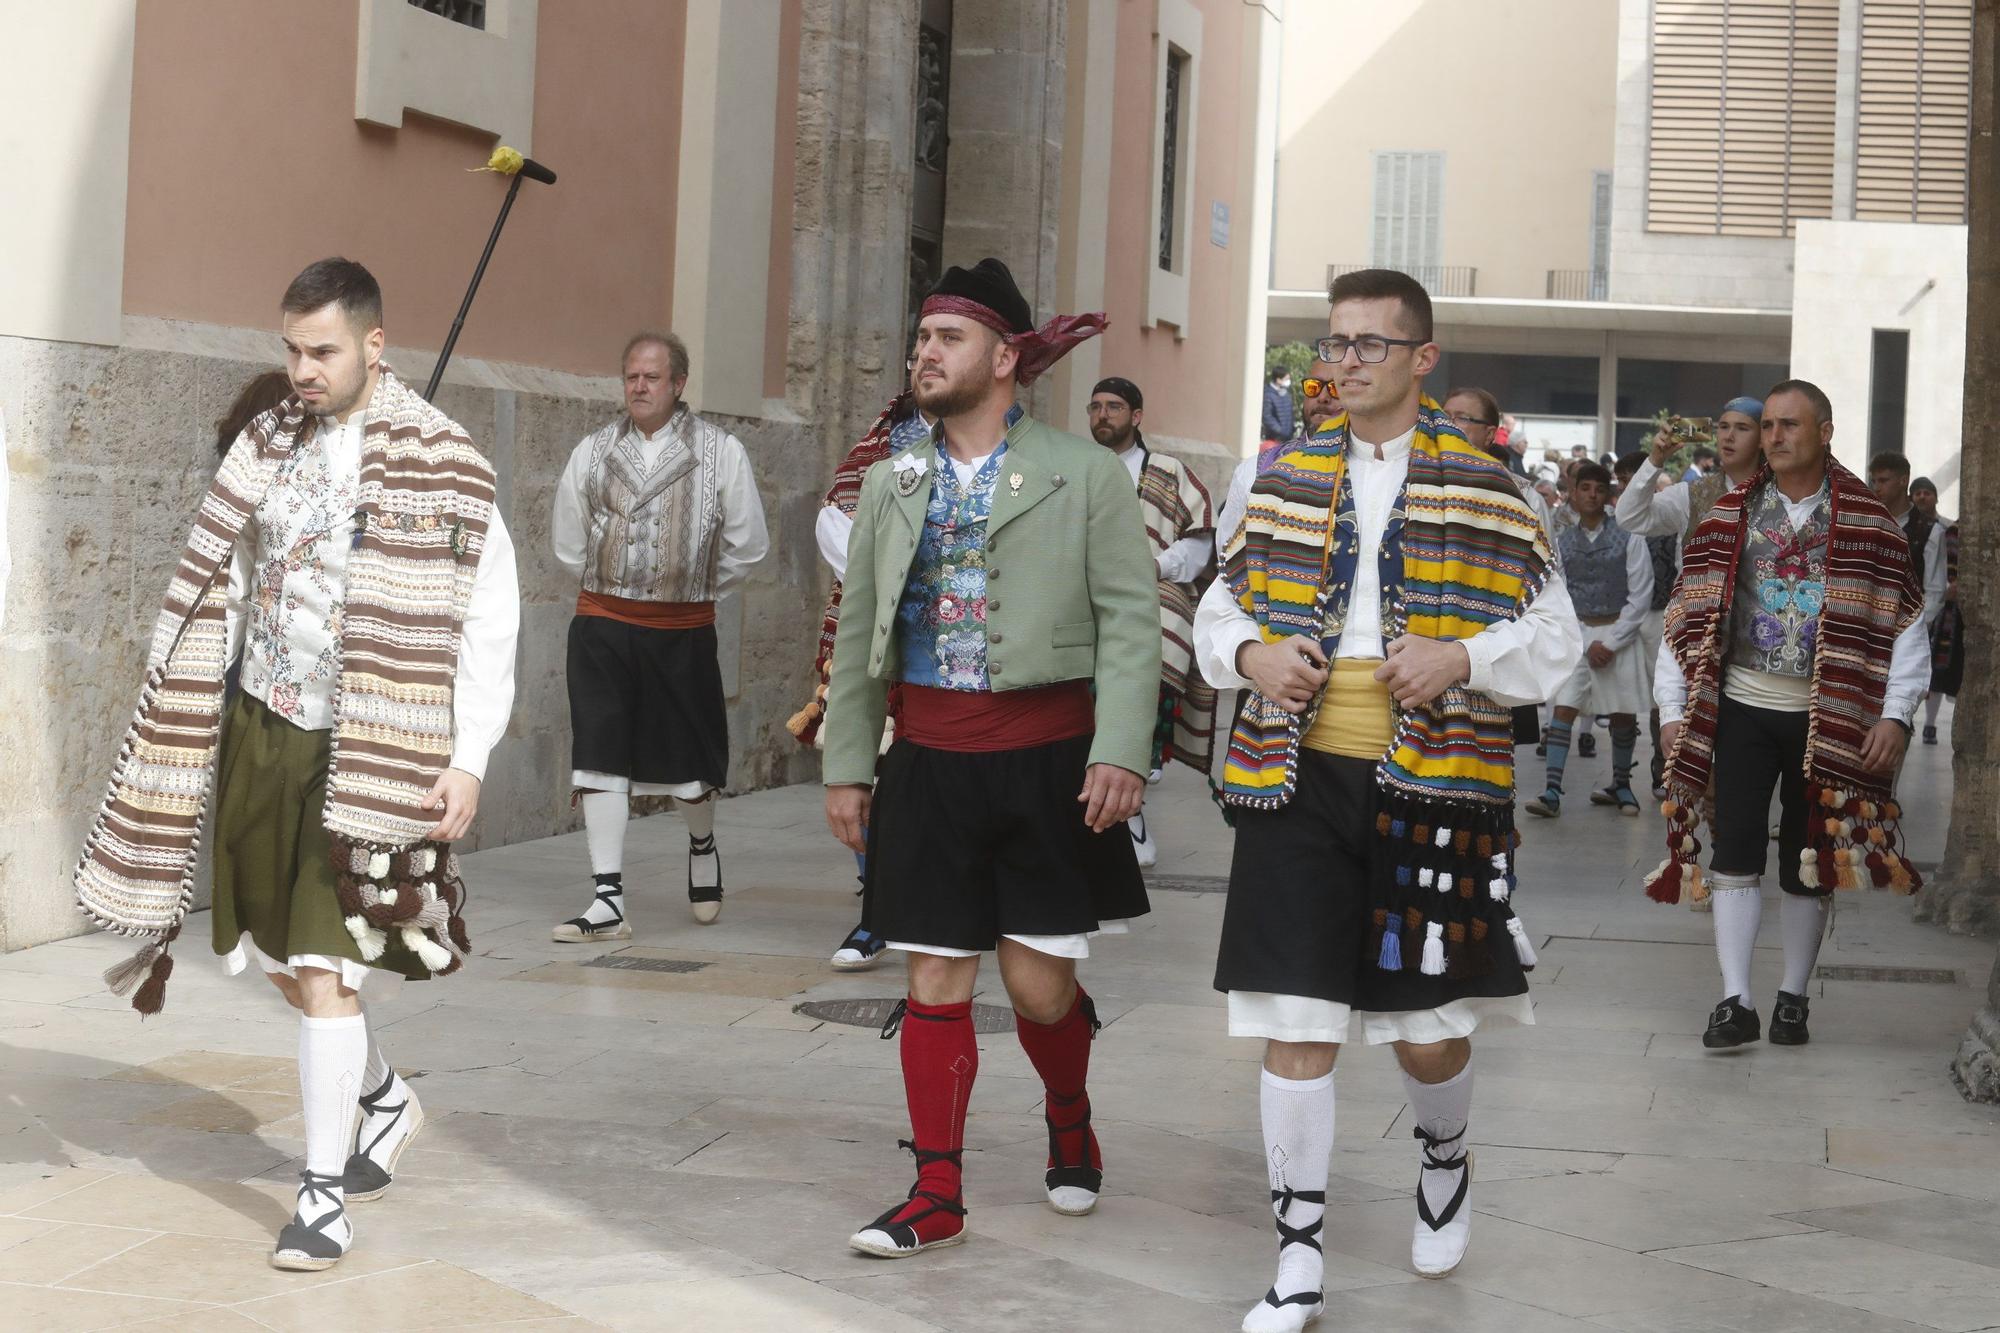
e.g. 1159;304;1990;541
1159;50;1188;272
408;0;485;29
1369;151;1444;271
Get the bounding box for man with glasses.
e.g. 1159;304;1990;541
1197;269;1578;1326
550;332;770;941
1086;376;1216;866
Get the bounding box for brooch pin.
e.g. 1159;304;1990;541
892;452;929;496
1008;472;1024;497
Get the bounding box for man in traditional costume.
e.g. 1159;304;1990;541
1614;396;1765;543
1085;375;1215;864
1651;382;1929;1050
1525;462;1653;818
822;258;1157;1258
1909;477;1962;745
1196;269;1579;1329
550;333;769;939
1614;450;1682;799
75;258;520;1271
1867;451;1947;641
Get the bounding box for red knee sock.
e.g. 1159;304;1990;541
892;996;978;1241
1015;987;1102;1175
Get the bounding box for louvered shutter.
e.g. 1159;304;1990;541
1857;0;1972;221
1370;151;1443;269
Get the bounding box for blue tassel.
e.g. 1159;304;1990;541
1378;920;1403;971
1391;819;1407;839
1396;865;1412;887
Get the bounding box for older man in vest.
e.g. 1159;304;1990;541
551;332;770;939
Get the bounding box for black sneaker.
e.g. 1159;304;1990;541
1702;996;1761;1049
1922;725;1938;746
1769;990;1811;1045
1577;733;1597;759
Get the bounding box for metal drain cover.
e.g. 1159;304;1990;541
795;997;1018;1033
1145;875;1228;895
1815;964;1959;985
581;955;713;974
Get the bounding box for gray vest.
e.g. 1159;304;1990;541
580;406;729;602
1558;516;1632;620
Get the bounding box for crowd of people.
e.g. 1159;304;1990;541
72;258;1946;1332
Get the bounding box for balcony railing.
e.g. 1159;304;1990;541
1546;269;1609;301
1325;264;1478;299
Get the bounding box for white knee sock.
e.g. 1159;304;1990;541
1403;1061;1473;1219
1258;1068;1334;1305
298;1014;366;1232
1924;692;1944;727
1779;893;1829;995
359;1005;392;1094
581;791;628;877
677;796;719;890
1709;873;1763;1005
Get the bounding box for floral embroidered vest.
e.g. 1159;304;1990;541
1727;481;1829;678
895;445;1007;690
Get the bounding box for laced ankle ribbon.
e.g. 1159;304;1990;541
1414;1124;1470;1231
1258;1183;1327;1311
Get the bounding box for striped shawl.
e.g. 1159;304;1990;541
1647;459;1924;904
1136;445;1217;772
75;370;495;1012
1221;401;1554;979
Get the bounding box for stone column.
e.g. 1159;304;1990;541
1939;0;2000;1103
944;0;1067;419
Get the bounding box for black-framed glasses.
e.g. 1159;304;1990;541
1316;334;1425;365
1299;377;1338;399
1447;410;1497;429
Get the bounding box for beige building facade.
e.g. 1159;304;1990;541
0;0;1281;951
1267;0;1968;490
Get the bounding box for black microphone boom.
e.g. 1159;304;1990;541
423;156;558;402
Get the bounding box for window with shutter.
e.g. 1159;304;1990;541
1369;151;1444;270
1856;0;1972;222
1647;0;1839;237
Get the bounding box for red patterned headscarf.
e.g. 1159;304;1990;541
919;257;1105;387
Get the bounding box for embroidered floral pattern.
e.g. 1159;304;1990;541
896;445;1006;691
244;424;359;725
1731;480;1829;678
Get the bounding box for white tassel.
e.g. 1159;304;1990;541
1437;874;1453;895
1507;917;1538;969
1418;868;1434;889
1420;922;1446;975
1433;826;1452;849
1489;877;1510;902
368;852;391;879
404;928;453;972
346;915;387;961
1490;853;1508;872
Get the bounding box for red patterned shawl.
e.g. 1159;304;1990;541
1647;458;1924;904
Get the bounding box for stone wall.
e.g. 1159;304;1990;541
0;334;825;952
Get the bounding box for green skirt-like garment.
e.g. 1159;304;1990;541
210;693;428;981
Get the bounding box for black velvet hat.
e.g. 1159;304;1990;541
926;258;1033;334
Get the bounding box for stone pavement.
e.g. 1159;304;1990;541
1;717;1996;1331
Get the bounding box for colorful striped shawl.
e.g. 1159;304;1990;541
1219;401;1554;981
74;370;495;1012
1646;459;1924;904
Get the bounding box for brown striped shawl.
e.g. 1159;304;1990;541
1647;458;1924;905
74;369;496;1012
1136;445;1217;772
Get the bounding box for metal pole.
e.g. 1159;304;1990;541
424;172;525;402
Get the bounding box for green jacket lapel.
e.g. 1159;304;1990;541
987;417;1060;539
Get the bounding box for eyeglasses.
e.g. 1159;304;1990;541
1299;378;1340;399
1447;411;1497;429
1316;334;1426;365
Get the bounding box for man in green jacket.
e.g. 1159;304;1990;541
823;258;1160;1259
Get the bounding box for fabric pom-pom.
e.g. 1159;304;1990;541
367;852;391;880
1436;874;1453;895
1490;877;1510;902
1419;868;1435;889
1419;922;1446;976
1506;916;1538;969
131;952;174;1016
1434;826;1452;849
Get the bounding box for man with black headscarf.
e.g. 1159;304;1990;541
1086;375;1216;865
823;258;1160;1259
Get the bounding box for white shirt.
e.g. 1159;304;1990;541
1116;443;1211;584
551;415;769;596
1194;427;1582;707
1217;456;1257;563
1652;490;1931;728
1611;457;1696;538
1893;506;1949;632
1568;517;1653;652
224;413;521;781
